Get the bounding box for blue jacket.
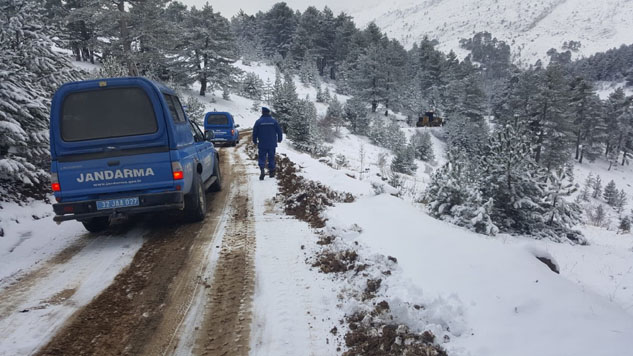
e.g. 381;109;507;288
253;114;283;149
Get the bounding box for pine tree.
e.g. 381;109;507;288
0;0;83;201
425;151;498;236
230;10;263;61
591;204;607;226
185;3;240;96
603;180;618;206
579;173;594;201
352;44;389;112
241;72;264;100
604;89;629;168
478;126;584;243
592;175;603;198
619;216;631;233
325;96;345;133
614;189;628;213
391;142;417;175
298;54;319;87
344;96;370;135
271;72;299;133
569;77;606;163
90;56;127;78
411;131;435;162
289;98;329;156
369;119;405;151
541;169;583;242
532;64;575;170
323;87;331;103
316;86;325;103
260;2;297;59
183;96;205;126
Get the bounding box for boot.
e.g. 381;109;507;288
259;167;265;181
269;168;275;178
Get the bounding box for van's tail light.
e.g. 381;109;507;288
231;129;235;135
172;162;184;180
51;172;61;192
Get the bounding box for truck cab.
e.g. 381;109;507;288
203;112;239;146
50;77;221;232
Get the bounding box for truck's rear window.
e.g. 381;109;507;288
61;87;158;142
206;114;229;125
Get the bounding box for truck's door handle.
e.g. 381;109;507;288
107;160;120;166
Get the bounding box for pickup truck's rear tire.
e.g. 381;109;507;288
82;216;110;233
210;159;222;192
184;174;206;222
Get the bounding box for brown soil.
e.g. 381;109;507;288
274;154;354;228
313;250;359;273
343;311;447;356
35;144;256;356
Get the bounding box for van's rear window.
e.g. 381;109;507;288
206;114;229;125
61;87;158;142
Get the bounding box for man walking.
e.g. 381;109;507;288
252;107;283;180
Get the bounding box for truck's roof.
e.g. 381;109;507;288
205;112;234;118
57;77;177;96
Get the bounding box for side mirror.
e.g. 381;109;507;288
235;124;240;128
205;131;215;141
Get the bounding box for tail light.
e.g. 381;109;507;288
231;129;235;135
51;172;61;192
172;162;184;180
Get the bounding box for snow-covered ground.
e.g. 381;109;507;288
0;200;144;355
272;129;633;355
165;59;633;355
596;81;633;100
248;165;343;355
2;57;632;355
339;0;633;66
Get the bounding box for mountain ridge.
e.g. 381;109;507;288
336;0;633;65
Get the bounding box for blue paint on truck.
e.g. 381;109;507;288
49;77;221;232
203;112;240;146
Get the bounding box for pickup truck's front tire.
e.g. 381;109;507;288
184;174;206;222
82;216;110;233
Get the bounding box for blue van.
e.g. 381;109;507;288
49;77;221;232
203;112;240;146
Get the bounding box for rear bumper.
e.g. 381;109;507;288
211;138;231;143
53;191;184;222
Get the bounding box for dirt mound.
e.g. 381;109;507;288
275;155;354;228
313;250;359;273
343;310;447;356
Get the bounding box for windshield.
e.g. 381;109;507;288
61;87;158;142
206;114;229;126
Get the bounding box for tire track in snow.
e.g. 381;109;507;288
33;150;233;356
193;138;256;356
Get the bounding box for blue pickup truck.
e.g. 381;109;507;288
203;111;240;146
49;77;221;232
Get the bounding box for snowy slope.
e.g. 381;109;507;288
333;0;633;66
264;127;633;356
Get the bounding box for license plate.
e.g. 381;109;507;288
96;197;139;210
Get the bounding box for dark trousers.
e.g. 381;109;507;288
258;147;276;170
